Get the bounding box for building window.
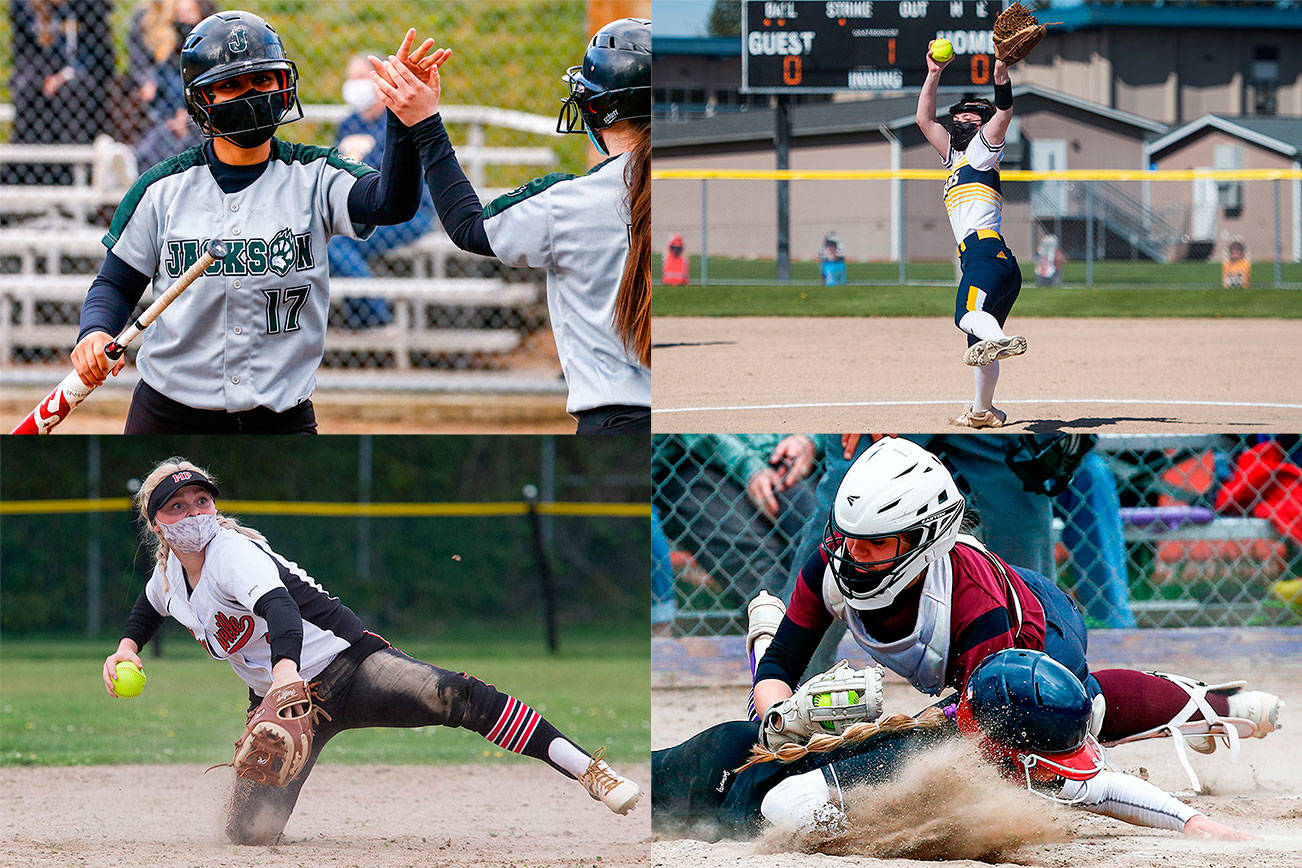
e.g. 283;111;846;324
1251;45;1279;115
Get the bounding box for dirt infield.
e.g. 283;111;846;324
651;650;1302;868
651;317;1302;432
0;388;572;434
0;762;650;867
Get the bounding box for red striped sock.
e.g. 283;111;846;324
481;694;577;777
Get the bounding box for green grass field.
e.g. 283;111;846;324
0;625;648;769
652;256;1302;318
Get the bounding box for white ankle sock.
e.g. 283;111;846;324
959;310;1006;341
973;361;1000;412
548;738;595;778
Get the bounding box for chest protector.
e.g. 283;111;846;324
823;553;954;695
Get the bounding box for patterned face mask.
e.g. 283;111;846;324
159;513;219;553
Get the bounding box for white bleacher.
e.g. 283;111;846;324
1;104;566;390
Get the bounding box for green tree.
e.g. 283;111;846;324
707;0;741;37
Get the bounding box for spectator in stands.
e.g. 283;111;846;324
133;105;203;169
820;232;846;286
1035;233;1064;286
328;53;437;328
127;0;214;133
7;0;115;185
652;505;676;630
654;436;821;614
1221;240;1251;288
662;233;689;285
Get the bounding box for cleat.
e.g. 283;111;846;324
964;335;1028;367
950;405;1007;429
746;591;787;666
580;747;641;815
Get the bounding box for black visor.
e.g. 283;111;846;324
147;470;220;522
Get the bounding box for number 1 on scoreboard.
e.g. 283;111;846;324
888;37;895;64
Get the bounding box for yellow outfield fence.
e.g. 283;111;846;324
652;168;1302;286
0;498;649;518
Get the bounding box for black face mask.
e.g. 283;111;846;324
950;121;980;152
207;88;281;149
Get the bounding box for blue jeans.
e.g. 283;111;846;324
1057;453;1137;628
652;505;676;624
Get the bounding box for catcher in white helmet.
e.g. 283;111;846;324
749;437;1283;794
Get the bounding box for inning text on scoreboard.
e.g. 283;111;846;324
742;1;999;93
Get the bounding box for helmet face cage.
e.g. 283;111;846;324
821;498;964;605
555;18;650;139
186;63;302;141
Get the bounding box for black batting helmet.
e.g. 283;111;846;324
557;18;651;151
181;11;302;148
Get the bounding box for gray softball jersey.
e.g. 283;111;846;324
101;140;375;413
483;152;651;413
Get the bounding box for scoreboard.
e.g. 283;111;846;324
742;0;1001;93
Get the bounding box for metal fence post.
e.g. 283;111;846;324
776;95;791;283
356;434;372;585
1275;177;1283;288
701;177;710;286
1085;181;1095;287
898;177;907;286
86;435;101;636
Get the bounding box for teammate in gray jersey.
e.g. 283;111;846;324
101;456;642;845
369;19;652;434
71;11;429;433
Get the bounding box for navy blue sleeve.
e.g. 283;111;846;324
78;251;152;342
346;110;422;225
252;586;304;667
409;113;494;256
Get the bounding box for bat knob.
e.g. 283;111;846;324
205;240;229;260
104;341;125;360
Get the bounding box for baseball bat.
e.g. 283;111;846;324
10;240;228;435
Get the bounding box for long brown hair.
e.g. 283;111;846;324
615;120;651;368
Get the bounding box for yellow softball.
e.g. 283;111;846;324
930;38;954;63
114;661;146;698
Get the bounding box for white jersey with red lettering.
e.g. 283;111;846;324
142;526;360;695
941;131;1004;244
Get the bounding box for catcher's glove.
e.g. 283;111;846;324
993;2;1049;65
230;680;321;787
760;661;885;751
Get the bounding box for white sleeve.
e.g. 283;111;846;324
103;181;163;277
319;155;376;241
964;131;1003;172
483;183;557;269
144;567;169;616
211;536;288;610
1059;770;1199;832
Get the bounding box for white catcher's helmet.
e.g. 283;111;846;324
822;438;966;610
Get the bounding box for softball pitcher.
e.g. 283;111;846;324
916;49;1027;428
101;457;641;845
655;650;1249;842
72;11;428;433
369;18;652;435
749;438;1282;794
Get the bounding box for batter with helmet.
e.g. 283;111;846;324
652;649;1248;840
369;18;651;434
72;11;430;433
916;31;1033;427
100;457;641;845
747;437;1283;795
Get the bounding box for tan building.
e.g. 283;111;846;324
652;85;1169;263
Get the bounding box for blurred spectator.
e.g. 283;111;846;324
7;0;115;185
652;505;675;629
1035;233;1064;286
126;0;213;136
133;105;203;169
820;231;846;286
662;233;690;285
1056;451;1137;628
654;435;821;611
327;53;437;328
1221;240;1251;288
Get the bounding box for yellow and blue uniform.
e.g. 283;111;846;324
942;131;1022;347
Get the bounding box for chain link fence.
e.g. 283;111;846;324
1;0;594;384
652;175;1302;289
652;433;1302;636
